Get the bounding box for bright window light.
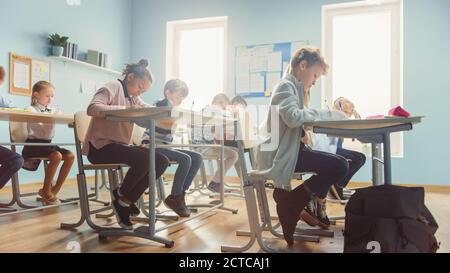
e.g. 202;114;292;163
179;27;225;110
332;12;392;118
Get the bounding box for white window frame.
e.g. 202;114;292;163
322;0;404;157
166;16;228;92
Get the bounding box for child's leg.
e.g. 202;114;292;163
178;150;202;193
212;147;239;184
43;151;63;198
52;151;75;195
296;148;349;200
0;146;24;190
156;148;191;196
88;143;169;204
335;148;366;188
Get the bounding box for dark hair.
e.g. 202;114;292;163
31;81;54;105
122;59;154;82
231;95;247;107
0;66;5;80
164;79;189;98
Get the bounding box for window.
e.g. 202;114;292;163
166;17;227;111
322;0;403;157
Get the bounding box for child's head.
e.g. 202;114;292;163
211;93;231;110
231;95;247;110
333;97;356;118
164;79;189;107
122;59;153;97
31;81;55;107
0;66;5;86
289;47;328;91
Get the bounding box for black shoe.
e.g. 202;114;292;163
111;199;133;230
316;200;331;229
207;181;222;193
330;185;347;200
300;201;320;227
273;186;311;247
181;192;192;215
113;189;140;216
129;203;141;217
164;195;191;217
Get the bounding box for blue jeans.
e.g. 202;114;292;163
0;146;24;189
156;148;203;196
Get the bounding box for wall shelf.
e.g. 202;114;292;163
49;56;121;76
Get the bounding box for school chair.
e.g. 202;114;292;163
221;119;334;253
8;121;85;208
60;111;129;231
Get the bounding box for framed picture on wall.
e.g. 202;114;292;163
9;53;32;96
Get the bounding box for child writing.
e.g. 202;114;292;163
22;81;75;205
83;59;169;229
256;47;349;246
0;66;24;190
194;94;240;193
301;92;366;228
141;79;203;217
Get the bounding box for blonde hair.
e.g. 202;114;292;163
333;97;361;118
303;88;311;108
211;93;231;110
31;81;54;106
164;79;189;98
288;46;329;75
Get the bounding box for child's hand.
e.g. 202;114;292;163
129;104;144;109
353;110;361;119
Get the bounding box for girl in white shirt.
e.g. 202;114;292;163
22;81;75;205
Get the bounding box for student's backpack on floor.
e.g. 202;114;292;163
343;185;440;253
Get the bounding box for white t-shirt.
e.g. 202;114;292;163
27;103;56;140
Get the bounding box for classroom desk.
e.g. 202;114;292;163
97;107;238;247
304;116;423;186
0;109;77;216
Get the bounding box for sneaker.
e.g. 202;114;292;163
300;200;320;227
112;189;140;217
164;195;191;217
111;199;133;230
330;184;347;200
315;200;331;229
207;181;222;193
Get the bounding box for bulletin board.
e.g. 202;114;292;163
9;52;51;96
235;40;309;98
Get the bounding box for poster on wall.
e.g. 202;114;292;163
235;40;309;98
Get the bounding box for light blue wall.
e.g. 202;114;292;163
130;0;450;186
0;0;132;183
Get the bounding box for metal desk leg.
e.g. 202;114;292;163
382;133;392;185
371;143;384;186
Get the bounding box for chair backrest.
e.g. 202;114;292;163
131;124;145;146
74;111;92;143
236;111;259;150
9;122;28;143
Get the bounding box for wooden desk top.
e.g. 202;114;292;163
303;116;423;130
0;108;74;125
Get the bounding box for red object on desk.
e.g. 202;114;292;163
388;106;411;118
366;115;385;119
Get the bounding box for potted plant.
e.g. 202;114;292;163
48;33;69;57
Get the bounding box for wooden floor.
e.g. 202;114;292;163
0;178;448;253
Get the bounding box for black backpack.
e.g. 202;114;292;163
343;185;440;253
